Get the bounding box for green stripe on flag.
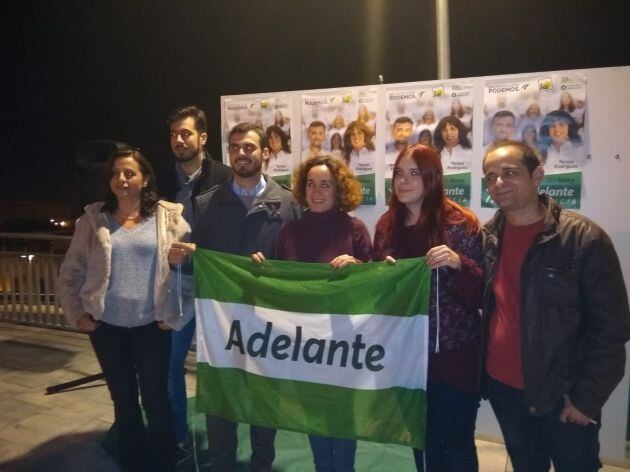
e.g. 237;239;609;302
192;249;430;316
197;364;426;449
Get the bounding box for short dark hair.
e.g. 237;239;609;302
308;120;326;131
167;105;207;133
393;116;413;127
102;149;159;216
228;123;268;150
492;110;515;123
483;139;541;174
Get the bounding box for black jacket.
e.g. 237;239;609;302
482;195;630;418
157;150;233;202
192;177;301;257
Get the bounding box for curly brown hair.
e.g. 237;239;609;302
292;156;363;212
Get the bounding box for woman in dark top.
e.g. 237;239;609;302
373;144;483;472
252;155;371;471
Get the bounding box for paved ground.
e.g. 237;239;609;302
0;321;627;471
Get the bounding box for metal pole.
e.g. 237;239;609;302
436;0;451;80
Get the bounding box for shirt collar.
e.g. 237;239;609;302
175;158;204;185
231;174;267;197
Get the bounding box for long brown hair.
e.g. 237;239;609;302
377;144;479;253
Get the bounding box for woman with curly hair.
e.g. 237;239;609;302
342;120;375;175
374;144;483;472
252;155;371;471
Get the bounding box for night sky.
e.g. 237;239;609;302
2;0;628;203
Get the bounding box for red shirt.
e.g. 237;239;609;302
486;218;544;389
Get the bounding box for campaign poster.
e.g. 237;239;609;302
481;73;588;209
301;89;378;205
385;82;474;206
223;95;294;188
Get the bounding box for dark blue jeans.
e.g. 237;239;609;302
413;381;480;472
168;316;195;444
486;376;601;472
90;321;175;472
205;415;276;472
308;434;357;472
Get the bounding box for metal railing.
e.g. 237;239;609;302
0;233;71;329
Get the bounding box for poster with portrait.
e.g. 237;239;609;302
481;73;588;209
385;82;474;206
223;95;294;187
301;89;378;205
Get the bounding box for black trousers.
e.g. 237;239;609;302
90;321;175;472
487;376;601;472
205;415;276;472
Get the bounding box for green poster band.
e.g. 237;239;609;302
384;178;392;204
481;171;582;209
443;173;471;207
538;172;582;209
270;173;292;188
357;173;376;205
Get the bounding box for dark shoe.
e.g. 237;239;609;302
175;441;193;467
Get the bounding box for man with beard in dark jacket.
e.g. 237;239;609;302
172;122;300;472
159;105;233;466
481;140;630;472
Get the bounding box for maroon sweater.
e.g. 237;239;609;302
277;209;372;263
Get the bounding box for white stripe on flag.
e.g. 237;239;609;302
196;299;428;390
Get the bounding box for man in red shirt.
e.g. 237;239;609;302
481;140;630;472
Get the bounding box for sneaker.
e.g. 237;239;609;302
175;440;193;467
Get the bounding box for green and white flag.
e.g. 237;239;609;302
193;249;430;448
